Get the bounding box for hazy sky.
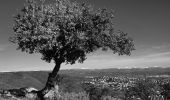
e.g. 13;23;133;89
0;0;170;71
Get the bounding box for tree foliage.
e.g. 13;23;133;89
11;0;134;65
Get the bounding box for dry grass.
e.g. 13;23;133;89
0;92;120;100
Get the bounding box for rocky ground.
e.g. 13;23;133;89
0;87;38;100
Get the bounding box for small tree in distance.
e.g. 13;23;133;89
10;0;135;98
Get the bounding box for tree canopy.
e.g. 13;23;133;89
11;0;135;65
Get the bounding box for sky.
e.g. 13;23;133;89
0;0;170;71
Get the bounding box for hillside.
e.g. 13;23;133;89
0;67;170;90
0;71;49;90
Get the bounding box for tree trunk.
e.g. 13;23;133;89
37;60;62;100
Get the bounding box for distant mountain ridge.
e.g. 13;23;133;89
0;67;170;90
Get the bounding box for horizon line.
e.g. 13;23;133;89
0;66;169;72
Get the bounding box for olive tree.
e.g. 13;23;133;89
10;0;134;98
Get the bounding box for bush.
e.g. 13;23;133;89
160;82;170;99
